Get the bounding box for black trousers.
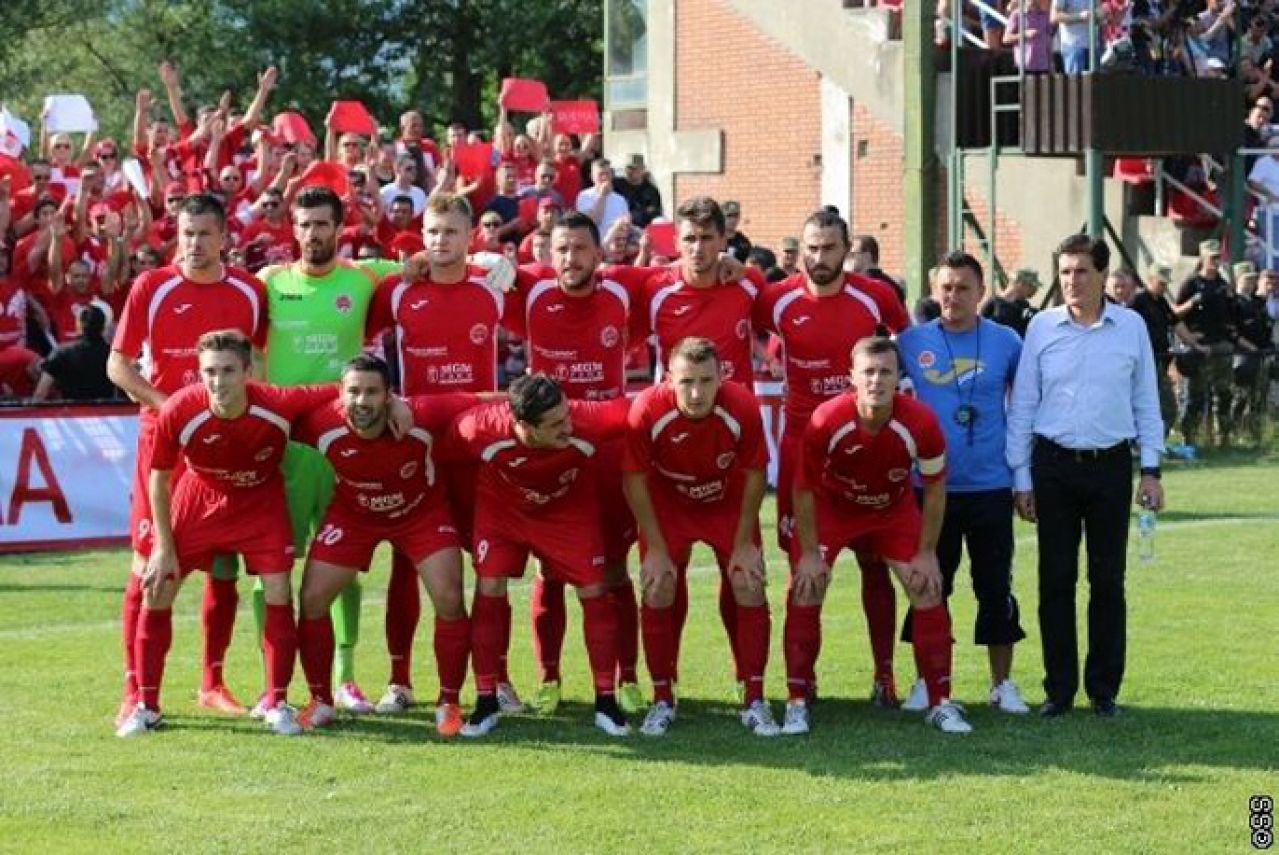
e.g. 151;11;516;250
1032;439;1133;705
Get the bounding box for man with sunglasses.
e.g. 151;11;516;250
241;189;295;269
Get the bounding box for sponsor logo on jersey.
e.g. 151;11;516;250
559;467;579;485
469;323;489;345
672;305;692;317
792;315;811;326
888;468;909;482
546;304;565;313
671;431;689;444
410;299;428;311
340;448;358;457
600;325;620;348
202;434;221;444
507;456;527;468
173;303;193;315
400;461;418;479
335;294;353;313
842;443;864;456
255;446;274;462
924;358;984;386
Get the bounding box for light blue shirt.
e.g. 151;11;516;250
899;318;1022;492
1005;301;1164;491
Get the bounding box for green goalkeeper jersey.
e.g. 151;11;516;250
262;260;381;385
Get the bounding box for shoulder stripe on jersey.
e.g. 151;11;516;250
567;436;596;457
599;280;630;313
842;283;882;323
407;427;436;486
390;279;412;384
649;408;680;442
480;438;518;462
826;419;860;456
525;280;560;325
886;418;917;459
145;274;185;336
771;287;805;334
649;282;683;334
226;275;263;335
177;409;214;447
248;404;292;437
736;278;758;300
712;405;742;440
316;425;350;455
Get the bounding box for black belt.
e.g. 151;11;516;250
1033;436;1130;462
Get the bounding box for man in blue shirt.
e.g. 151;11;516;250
899;251;1030;716
1006;234;1165;718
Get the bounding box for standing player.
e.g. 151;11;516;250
116;331;335;737
622;338;777;737
446;374;631;737
754;209;909;706
633;196;766;692
783;337;970;735
897;251;1029;714
292;356;478;736
366;192;523;713
507;211;644;715
107;193;268;726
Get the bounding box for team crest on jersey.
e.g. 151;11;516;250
255;446;275;462
469;323;489;345
600;325;619;348
735;318;750;340
400;461;418;479
888;468;909;482
559;467;579;485
335;294;353;314
182;369;198;387
716;451;736;470
917;350;937;369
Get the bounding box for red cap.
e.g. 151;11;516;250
388;232;425;257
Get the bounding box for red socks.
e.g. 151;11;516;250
858;556;897;685
434;615;471;705
671;575;689;682
718;574;741;680
611;577;639;684
735;603;771;705
135;606;173;711
783;601;822;702
497;594;513;685
200;576;238;692
121;574;143;700
641;604;677;703
262;603;296;707
298;615;336;705
471;593;507;695
531;573;567;683
912;605;954;707
385;550;421;688
580;592;619;696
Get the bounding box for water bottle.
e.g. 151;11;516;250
1136;503;1156;564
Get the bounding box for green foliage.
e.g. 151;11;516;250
1;457;1277;850
0;0;602;145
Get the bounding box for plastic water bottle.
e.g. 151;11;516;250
1136;505;1156;564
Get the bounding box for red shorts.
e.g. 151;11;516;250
141;475;295;575
789;495;920;568
130;415;191;554
473;501;605;588
308;502;460;569
776;429;802;552
0;344;39;397
597;438;636;564
639;491;760;571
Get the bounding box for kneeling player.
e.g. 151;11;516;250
448;374;631;737
293;356;480;736
117;331;336;738
623;337;777;736
783;337;971;735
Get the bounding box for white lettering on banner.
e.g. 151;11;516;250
0;407;137;551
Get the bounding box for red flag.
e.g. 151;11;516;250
295;161;349;196
271;111;316;147
327;101;378;137
0;154;32;195
452;142;494;181
499;78;550;112
645;221;677;259
550;101;600;135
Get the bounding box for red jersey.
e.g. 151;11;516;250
447;398;629;512
506;265;643;401
638;266;765;385
294;394;480;522
367;266;506;395
755;272;910;428
112;265;268;402
798;392;946;513
623;380;767;506
152;382;335;489
0;278;27;349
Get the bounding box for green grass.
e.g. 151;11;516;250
2;453;1277;853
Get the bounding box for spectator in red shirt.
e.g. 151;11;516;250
240;189;296;269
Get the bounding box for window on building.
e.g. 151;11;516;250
606;0;648;108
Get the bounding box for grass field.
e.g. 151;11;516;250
2;453;1277;853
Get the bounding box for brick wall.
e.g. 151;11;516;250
672;0;823;252
850;101;907;277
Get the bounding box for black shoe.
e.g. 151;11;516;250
1039;699;1072;718
594;693;630;736
1092;697;1121;718
460;693;501;737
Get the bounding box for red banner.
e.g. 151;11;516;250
271;111;316;147
499;78;550;112
550;100;600;135
327;100;378;137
